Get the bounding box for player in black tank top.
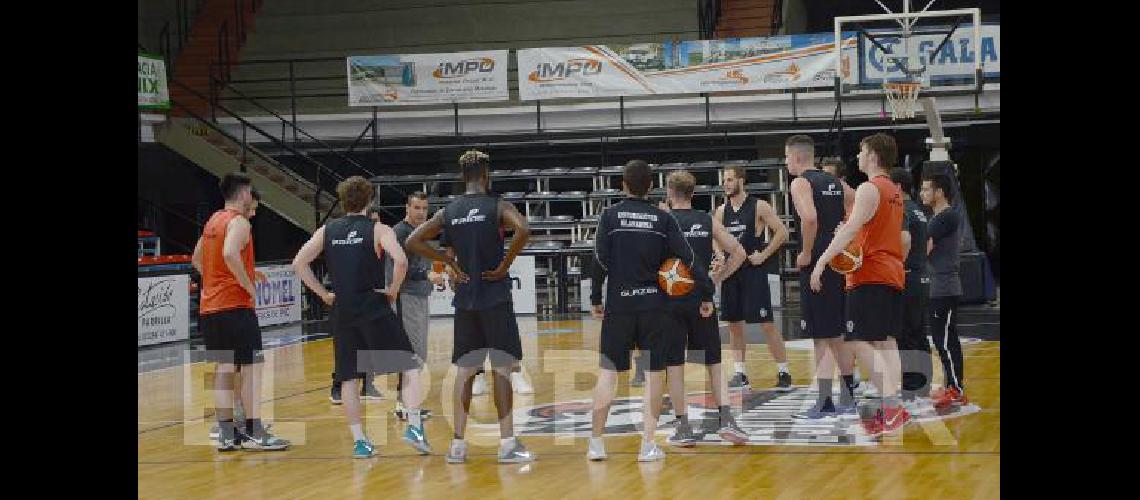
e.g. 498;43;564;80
715;165;792;391
786;135;858;419
405;150;535;464
659;171;751;445
890;168;933;402
293;176;431;458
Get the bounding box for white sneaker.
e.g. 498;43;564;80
446;439;468;464
511;371;534;394
472;373;488;396
637;439;665;462
586;437;607;461
862;384;880;399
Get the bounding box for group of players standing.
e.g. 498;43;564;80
193;131;967;462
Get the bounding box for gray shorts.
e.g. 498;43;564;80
398;293;430;361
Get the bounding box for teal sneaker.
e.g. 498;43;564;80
403;425;432;455
353;439;375;459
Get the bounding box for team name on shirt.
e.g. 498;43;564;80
684;224;710;238
620;286;659;297
331;230;364;246
451;208;488;225
617;211;658;229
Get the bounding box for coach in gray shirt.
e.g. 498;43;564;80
920;174;967;409
384;192;444;420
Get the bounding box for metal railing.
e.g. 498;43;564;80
138;196;202;254
169;78;403;227
154;0;207;75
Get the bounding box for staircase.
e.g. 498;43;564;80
170;0;262;118
154;115;341;233
714;0;782;39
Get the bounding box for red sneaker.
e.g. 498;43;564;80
932;387;968;410
880;405;911;435
860;411;884;436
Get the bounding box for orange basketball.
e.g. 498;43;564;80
658;257;696;297
828;242;863;274
432;261;445;273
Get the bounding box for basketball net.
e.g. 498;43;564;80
883;81;922;120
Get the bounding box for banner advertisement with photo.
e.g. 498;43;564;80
347;50;510;106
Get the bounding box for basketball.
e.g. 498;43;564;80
828;242;863;274
432;261;445;273
658;257;696;296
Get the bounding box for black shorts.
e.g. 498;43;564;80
600;310;669;372
845;284;904;342
452;301;522;368
719;265;773;324
666;301;722;366
799;266;846;339
900;273;930;346
201;308;263;365
332;300;421;384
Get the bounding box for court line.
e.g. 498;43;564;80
137;384;334;435
138;449;999;465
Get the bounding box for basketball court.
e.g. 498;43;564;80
139;0;1000;497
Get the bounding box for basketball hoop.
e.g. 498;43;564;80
883;80;922;120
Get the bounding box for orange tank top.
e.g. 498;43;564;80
846;175;905;291
200;208;256;314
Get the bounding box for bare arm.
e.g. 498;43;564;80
711;218;746;283
790;177;818;263
750;199;788;265
483;201;531;281
406;209;468;282
711;204;725;256
191;237;204;275
842;180;856;216
292;226;333;304
376;223;407;298
813;183;880;278
222;217;256;298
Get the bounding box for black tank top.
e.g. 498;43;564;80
324;214;387;323
721;195;763;257
671;208;715;303
443;193;511;310
793;169;846;263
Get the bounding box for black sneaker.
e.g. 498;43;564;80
330;383;342;405
630;371;646;387
667;421;696;448
361;382;383;401
776;371;793;391
728;372;750;390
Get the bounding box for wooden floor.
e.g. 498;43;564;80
138;316;1000;499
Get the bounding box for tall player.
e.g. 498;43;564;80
405;150;535;464
810;133;910;436
891;168;933;404
293;176;430;458
192;173;289;451
659;171;749;446
586;160;714;462
783;135;858;420
714;165;792;390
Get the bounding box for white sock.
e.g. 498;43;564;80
409;409;422;428
734;362;746;374
350;424;365;442
777;363;789;374
500;437;515;450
